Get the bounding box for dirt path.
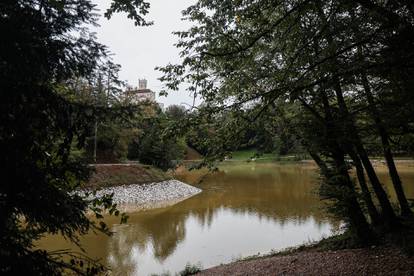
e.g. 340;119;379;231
197;246;414;275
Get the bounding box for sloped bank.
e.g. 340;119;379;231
89;179;202;212
80;164;202;212
85;164;170;189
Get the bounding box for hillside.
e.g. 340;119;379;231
84;164;171;189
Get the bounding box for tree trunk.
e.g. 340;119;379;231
333;151;374;244
348;149;381;224
304;87;373;242
308;149;373;243
308;150;328;175
332;79;397;225
313;0;398;228
319;87;380;225
361;73;412;216
93;120;98;163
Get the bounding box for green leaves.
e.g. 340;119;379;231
1;0;149;274
104;0;152;26
128;108;187;171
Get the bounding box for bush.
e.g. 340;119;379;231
178;263;202;276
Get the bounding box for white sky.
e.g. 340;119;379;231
94;0;198;107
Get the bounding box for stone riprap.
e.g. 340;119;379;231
79;180;202;212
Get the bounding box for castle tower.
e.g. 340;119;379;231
138;79;147;89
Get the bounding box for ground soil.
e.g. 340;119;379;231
84;164;170;189
197;245;414;276
184;146;203;160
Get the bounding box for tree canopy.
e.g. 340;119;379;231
159;0;414;244
0;0;150;274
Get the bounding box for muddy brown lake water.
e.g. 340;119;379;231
38;162;414;275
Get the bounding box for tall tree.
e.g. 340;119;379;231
159;0;414;240
0;0;150;274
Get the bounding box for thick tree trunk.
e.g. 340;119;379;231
333;152;374;243
308;150;328;175
308;149;373;243
314;0;397;227
348;149;381;224
306;88;373;242
361;73;412;216
332;79;397;225
319;88;380;225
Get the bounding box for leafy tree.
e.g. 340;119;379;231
63;59;132;163
0;0;150;274
165;104;188;121
159;0;414;243
128;107;186;170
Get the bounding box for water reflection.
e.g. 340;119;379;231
38;162;414;275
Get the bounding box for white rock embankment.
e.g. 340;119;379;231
80;180;202;212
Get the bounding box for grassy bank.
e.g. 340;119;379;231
84;164;171;189
227;149;413;164
228;149;308;162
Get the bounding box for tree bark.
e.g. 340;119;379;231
348;149;381;224
319;87;380;225
361;72;412;216
93;120;98;163
308;149;373;243
332;78;397;225
304;87;373;242
332;150;374;244
313;1;397;225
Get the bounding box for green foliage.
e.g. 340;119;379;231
128;110;187;170
178;263;202;276
105;0;152;26
90;121;138;162
158;0;414;243
0;0;150;274
165;104;187;121
229;149;275;161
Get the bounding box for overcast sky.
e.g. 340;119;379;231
94;0;197;107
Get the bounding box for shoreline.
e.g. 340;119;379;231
79;179;202;213
197;243;414;275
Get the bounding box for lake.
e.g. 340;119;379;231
38;162;414;275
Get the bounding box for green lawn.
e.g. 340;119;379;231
228;149;309;162
229;149;273;160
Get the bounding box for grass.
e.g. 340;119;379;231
228;149;308;162
83;164;171;189
229;149;275;161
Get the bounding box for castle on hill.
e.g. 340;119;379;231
124;79;155;104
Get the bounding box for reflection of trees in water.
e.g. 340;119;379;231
108;164;339;267
106;225;138;274
137;210;188;260
107;209;190;269
40;165;411;273
186;165;331;227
